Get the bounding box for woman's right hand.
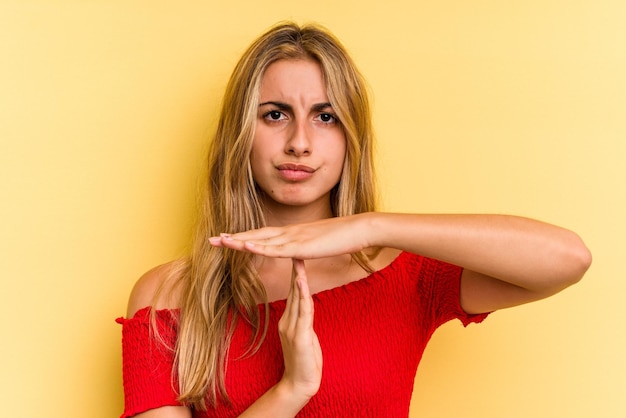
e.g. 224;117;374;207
276;259;323;404
237;259;321;417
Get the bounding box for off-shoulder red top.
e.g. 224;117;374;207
117;252;488;417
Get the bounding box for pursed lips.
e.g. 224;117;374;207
277;163;315;173
276;163;316;181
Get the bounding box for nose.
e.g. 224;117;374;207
285;120;311;156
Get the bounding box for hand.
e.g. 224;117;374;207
277;259;323;402
208;214;372;259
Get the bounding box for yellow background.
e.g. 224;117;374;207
1;1;624;417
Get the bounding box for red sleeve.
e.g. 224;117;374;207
404;253;489;329
116;307;182;418
423;257;490;327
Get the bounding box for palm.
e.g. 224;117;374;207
210;215;369;259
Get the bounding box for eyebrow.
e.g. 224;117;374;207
258;101;333;112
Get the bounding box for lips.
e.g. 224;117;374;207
277;163;316;181
277;163;315;173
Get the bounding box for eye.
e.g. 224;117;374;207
263;110;287;122
317;113;338;124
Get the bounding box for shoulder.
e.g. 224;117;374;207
126;260;187;318
369;247;403;271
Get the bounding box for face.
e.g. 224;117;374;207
251;59;346;219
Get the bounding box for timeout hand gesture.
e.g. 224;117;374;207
208;214;371;259
277;259;323;402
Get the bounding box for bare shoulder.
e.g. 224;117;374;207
369;246;402;271
126;259;187;318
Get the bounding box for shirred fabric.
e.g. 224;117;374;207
116;309;180;417
117;252;488;417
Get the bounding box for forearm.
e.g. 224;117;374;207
238;381;311;418
364;212;591;292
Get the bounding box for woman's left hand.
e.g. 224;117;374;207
208;214;371;259
209;211;591;313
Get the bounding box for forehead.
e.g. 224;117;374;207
259;59;328;102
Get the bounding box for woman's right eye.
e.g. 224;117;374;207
264;110;286;121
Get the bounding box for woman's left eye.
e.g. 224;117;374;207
317;113;337;124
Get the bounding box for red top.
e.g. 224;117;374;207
117;252;488;417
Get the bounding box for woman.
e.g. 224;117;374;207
118;22;591;417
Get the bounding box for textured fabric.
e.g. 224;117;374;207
117;252;489;417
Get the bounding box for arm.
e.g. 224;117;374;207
130;406;192;418
123;265;193;418
125;260;321;418
210;213;592;313
368;213;591;313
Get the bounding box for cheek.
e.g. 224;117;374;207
250;134;265;168
249;151;262;182
249;143;274;189
335;137;348;172
248;142;261;180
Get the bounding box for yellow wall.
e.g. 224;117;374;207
1;1;623;417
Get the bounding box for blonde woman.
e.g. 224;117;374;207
117;22;591;418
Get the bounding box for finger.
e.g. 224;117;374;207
293;259;314;327
284;259;301;332
230;226;304;251
207;234;278;256
292;259;309;300
242;241;291;257
209;233;294;257
208;236;224;247
207;235;248;251
228;227;284;242
208;225;283;247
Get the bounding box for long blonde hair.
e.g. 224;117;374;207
173;21;377;409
